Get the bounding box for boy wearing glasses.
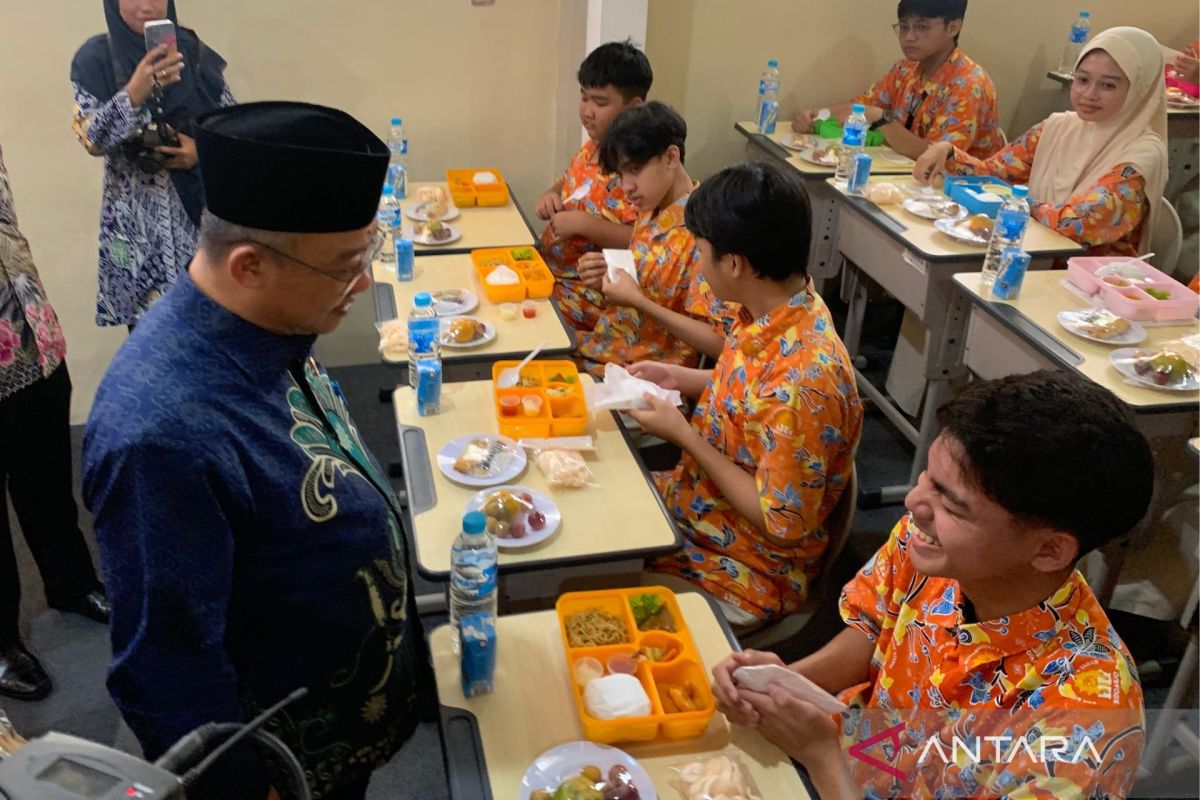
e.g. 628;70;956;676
792;0;1001;160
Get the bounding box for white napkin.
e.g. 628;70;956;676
603;249;638;284
583;674;652;720
485;265;519;285
733;664;847;715
584;363;682;412
472;171;498;185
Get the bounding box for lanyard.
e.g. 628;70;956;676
904;89;931;131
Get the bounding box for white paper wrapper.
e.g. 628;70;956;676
603;248;638;284
485;265;520;285
584;363;683;412
583;674;652;719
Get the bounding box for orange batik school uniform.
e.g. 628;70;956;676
539;139;640;332
574;191;729;377
836;515;1144;798
857;47;1003;159
650;287;862;619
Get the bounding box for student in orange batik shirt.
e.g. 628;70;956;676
627;162;862;626
574;103;729;376
793;0;1002;160
711;372;1153;800
535;41;650;333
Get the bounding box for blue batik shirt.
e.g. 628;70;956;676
83;270;426;797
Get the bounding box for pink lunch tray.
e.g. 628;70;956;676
1067;257;1200;323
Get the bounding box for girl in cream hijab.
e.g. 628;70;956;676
914;26;1168;258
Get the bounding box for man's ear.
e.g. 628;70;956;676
946;19;963;40
227;244;269;289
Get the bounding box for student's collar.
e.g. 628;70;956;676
644;181;698;233
735;280;818;356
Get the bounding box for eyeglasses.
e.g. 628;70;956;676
892;20;943;36
246;227;384;284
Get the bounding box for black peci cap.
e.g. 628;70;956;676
195;101;388;233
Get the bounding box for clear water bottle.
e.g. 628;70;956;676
377;184;400;266
387;117;408;200
407;292;439;388
982;186;1031;287
835;103;869;185
755;60;780;134
449;511;498;654
1058;11;1091;73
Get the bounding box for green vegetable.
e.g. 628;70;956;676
511;247;535;261
630;593;664;627
548;372;577;384
1145;288;1171;301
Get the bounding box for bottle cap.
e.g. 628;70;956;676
1012;185;1029;199
1079;11;1090;17
851;103;866;114
381;184;394;196
767;59;779;68
414;292;432;308
391;116;403;125
463;511;487;535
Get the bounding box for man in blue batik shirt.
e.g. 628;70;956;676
83;101;430;800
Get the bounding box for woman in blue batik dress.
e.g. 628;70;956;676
71;0;234;328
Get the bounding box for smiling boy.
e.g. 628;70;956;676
712;371;1152;799
792;0;1001;160
537;40;651;332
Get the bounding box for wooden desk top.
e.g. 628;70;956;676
394;378;681;577
430;591;810;799
735;121;916;176
831;176;1084;262
954;271;1200;409
372;253;573;364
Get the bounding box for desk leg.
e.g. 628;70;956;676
807;181;844;296
841;259;866;359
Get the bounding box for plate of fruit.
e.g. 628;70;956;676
412;219;462;246
521;741;652;800
466;486;561;549
1110;347;1199;391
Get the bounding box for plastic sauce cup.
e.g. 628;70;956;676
521;395;543;417
499;395;521;417
499;303;518;320
606;653;638;675
573;657;604;687
521;300;538;319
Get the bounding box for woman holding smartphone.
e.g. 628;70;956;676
71;0;234;329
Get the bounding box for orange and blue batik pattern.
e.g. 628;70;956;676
651;287;862;619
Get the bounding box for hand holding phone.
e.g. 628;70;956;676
144;19;177;54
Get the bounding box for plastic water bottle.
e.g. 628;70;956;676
982;186;1031;287
395;233;414;282
835;103;869;185
407;292;439;389
377;185;400;266
755;60;780;134
1058;11;1091;73
449;511;498;655
387;117;408;200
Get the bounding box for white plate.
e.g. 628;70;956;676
779;132;817;151
520;742;656;800
436;434;526;487
406;202;461;222
428;289;478;317
1056;310;1147;346
465;485;561;549
438;316;496;349
934;216;991;246
797;146;840;167
412;224;463;246
902;196;968;221
1110;347;1200;392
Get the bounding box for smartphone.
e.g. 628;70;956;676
144;19;177;53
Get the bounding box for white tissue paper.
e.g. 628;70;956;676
584;674;652;720
485;265;520;285
584;363;683;412
472;171;498;185
603;249;638;284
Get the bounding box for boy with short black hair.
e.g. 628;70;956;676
628;161;862;623
792;0;1001;160
537;40;652;332
712;371;1152;799
573;101;728;374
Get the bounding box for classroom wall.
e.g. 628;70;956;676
0;0;564;422
646;0;1199;182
